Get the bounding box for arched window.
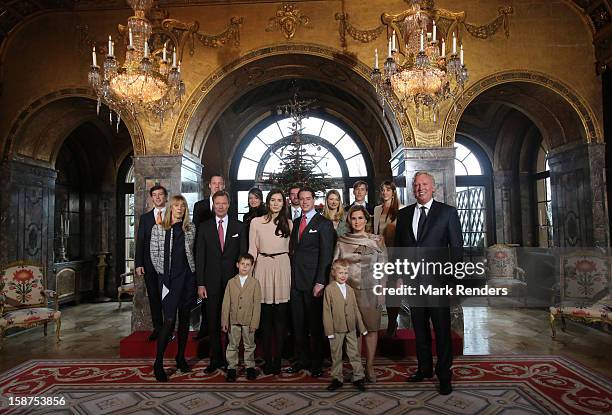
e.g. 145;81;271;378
534;144;552;247
117;157;135;275
455;140;493;248
233;116;371;219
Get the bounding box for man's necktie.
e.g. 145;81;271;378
218;219;225;252
156;210;163;225
298;214;307;240
417;206;427;240
293;209;299;220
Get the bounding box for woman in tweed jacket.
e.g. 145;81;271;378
149;194;196;382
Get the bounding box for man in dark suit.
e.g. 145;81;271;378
192;174;225;340
287;187;335;377
346;180;374;215
394;171;463;395
197;190;246;373
134;185;167;341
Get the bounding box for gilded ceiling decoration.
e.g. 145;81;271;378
265;3;311;40
336;4;513;48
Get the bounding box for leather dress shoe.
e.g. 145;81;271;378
176;358;191;373
148;329;160;341
310;368;323;378
226;369;237;382
285;363;306;374
439;380;453;395
153;362;168;382
353;378;366;392
246;367;258;380
406;371;433;382
204;363;223;374
326;379;343;391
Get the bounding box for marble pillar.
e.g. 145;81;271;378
493;170;518;244
130;155;203;332
390;146;457;205
0;160;57;287
547;142;608;247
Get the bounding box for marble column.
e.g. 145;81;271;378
0;160;57;287
130;154;203;332
547;142;608;247
493;170;516;244
390;146;456;205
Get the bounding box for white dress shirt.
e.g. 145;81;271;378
239;275;248;287
412;198;434;238
154;207;166;221
291;206;302;221
336;281;347;299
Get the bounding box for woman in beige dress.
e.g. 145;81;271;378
334;205;387;382
373;180;403;336
248;189;292;375
323;189;349;237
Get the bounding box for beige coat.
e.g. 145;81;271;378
323;282;367;337
373;204;404;248
221;275;262;330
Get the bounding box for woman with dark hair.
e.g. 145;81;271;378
243;187;267;223
150;195;196;382
323;189;349;236
334;205;386;382
248;189;292;374
373;180;404;337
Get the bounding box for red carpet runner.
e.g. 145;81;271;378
119;328;464;358
0;355;610;414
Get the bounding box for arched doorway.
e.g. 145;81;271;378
1;95;136;300
452;72;605;247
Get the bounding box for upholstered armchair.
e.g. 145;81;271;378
550;251;611;338
117;271;135;308
0;261;61;349
485;244;527;305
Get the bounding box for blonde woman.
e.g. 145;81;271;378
323;189;349;236
150;195;196;382
373;180;403;337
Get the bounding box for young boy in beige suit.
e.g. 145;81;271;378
221;253;262;382
323;258;367;391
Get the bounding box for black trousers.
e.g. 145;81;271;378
205;291;225;366
197;299;208;335
290;288;324;369
261;303;289;365
144;272;163;331
410;306;453;381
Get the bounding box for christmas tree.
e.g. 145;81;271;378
264;93;331;194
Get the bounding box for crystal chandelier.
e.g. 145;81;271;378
371;4;468;121
87;0;185;125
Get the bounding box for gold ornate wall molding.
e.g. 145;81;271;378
441;70;602;147
336;4;512;48
334;13;385;47
171;44;415;154
76;7;243;63
265;3;311;40
3;89;145;162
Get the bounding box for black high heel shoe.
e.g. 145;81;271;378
153;361;168;382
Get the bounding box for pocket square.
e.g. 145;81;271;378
309;229;318;233
231;233;239;238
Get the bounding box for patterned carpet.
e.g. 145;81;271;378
0;356;610;414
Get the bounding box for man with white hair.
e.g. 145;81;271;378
394;171;463;395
